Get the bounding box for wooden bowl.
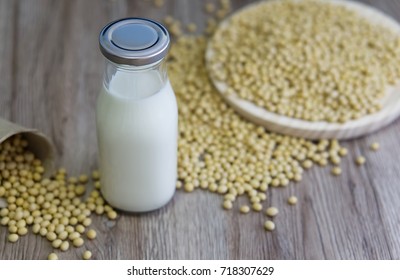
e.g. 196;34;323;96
206;0;400;140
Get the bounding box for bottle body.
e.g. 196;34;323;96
96;60;178;212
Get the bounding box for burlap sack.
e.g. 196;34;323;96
0;118;56;208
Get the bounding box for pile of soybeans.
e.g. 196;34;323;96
208;0;400;123
169;36;358;228
168;0;383;230
0;135;117;260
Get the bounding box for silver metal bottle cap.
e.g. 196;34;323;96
99;18;170;66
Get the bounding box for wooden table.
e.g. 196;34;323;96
1;0;400;260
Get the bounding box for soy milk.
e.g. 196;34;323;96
97;18;177;212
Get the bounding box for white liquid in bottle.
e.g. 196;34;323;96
96;71;177;212
97;18;177;212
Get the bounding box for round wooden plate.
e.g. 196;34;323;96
206;0;400;140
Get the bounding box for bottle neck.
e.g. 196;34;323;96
103;59;168;99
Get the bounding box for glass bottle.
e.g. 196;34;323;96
97;18;177;212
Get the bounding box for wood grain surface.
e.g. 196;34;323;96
1;0;400;260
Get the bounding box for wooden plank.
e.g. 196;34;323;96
0;0;400;260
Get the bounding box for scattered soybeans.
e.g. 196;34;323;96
170;36;352;230
0;135;118;259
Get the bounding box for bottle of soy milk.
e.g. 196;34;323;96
97;18;177;212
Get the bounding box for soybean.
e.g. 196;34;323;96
264;221;275;231
288;196;298;205
87;229;97;240
83;250;92;260
48;253;58;260
265;207;279;217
